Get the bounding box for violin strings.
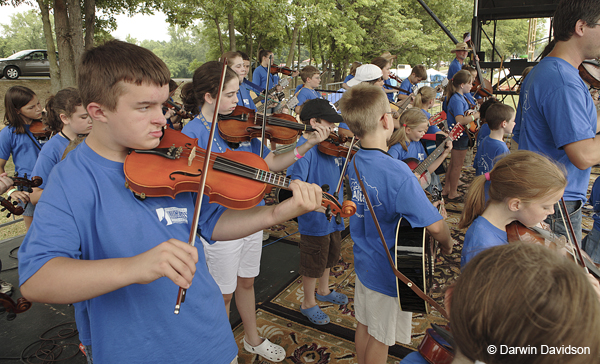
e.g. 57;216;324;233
177;150;290;188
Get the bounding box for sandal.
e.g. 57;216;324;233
315;290;348;305
243;337;286;362
300;305;330;325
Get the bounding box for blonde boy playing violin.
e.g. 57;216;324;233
17;40;324;364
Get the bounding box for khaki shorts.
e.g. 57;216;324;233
354;276;413;346
299;231;342;278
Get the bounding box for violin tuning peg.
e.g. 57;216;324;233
6;213;11;218
1;207;5;212
321;184;330;193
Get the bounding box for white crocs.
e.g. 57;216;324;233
243;336;286;362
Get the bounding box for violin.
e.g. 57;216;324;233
163;99;194;119
418;326;454;364
0;292;32;321
270;65;297;76
506;220;600;279
29;120;52;138
11;174;43;193
317;133;359;158
218;105;313;145
464;34;494;98
124;128;356;220
579;59;600;89
0;196;24;217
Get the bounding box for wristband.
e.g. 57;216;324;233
294;147;303;161
7;187;17;197
470;114;475;122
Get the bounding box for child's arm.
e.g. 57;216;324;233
426;219;454;255
426;140;452;174
30;187;43;205
455;111;480;126
20;238;199;304
264;123;330;172
0;172;13;194
0;158;7;175
212;179;323;240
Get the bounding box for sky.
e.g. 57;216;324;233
0;3;171;42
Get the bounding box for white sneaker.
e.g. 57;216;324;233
0;279;13;295
262;231;270;241
243;337;286;362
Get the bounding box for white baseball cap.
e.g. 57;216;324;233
347;64;383;87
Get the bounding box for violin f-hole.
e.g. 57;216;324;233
169;171;202;180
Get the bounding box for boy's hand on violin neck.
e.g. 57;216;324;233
276;180;323;219
306;124;332;146
129;238;199;289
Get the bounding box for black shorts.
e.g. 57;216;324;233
452;133;469;150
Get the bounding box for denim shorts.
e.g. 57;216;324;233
17;200;35;217
452;133;469;151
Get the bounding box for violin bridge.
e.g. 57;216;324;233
188;146;196;166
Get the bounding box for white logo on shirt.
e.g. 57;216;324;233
156;207;188;226
335;157;343;167
350;176;382;218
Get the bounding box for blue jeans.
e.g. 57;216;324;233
544;200;583;248
582;227;600;265
83;345;93;364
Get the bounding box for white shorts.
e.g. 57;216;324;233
201;230;263;294
354;276;413;346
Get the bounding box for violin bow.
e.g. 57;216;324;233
558;198;589;273
174;60;229;315
260;55;273;159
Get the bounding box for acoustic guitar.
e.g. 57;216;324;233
393;188;444;314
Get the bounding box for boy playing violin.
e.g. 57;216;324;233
17;40;324;364
288;98;349;326
339;84;454;364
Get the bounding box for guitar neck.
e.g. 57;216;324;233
413;137;450;176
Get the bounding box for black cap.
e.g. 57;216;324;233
300;98;344;124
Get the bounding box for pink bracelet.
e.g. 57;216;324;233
294;147;303;161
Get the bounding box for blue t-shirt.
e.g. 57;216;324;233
384;79;395;101
0;125;42;177
400;351;436;364
289;136;345;236
447;58;462;80
590;177;600;232
461;216;507;268
338;122;350;130
473;136;509;176
31;133;70;189
297;88;322;107
447;93;469;130
252;65;280;91
464;92;476;108
476;123;490;149
388;141;427;162
399;78;414;96
18;141;235;364
349;148;442;297
238;82;258;111
516;57;596;202
327;88;345;111
343;74;354;84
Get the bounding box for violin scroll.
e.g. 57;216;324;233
11;174;43;193
0;196;24;217
0;292;32;321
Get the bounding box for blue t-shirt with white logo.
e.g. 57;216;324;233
473;136;509;176
462;216;507;268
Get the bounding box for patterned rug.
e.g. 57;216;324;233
235;158;599;364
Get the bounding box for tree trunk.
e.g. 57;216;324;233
84;0;95;50
54;0;77;87
214;17;224;55
286;23;300;67
66;0;85;71
227;11;236;51
36;0;61;92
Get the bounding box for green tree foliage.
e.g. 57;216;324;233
0;9;52;57
130;24;209;78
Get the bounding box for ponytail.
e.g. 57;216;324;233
445;70;472;101
414;86;436;109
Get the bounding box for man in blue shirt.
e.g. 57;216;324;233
447;42;469;80
515;0;600;246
